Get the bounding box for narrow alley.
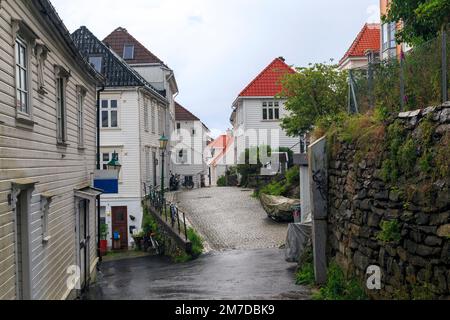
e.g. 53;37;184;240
86;188;310;300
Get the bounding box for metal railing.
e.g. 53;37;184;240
348;29;449;114
146;186;188;242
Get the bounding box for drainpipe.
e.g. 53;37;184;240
96;86;105;263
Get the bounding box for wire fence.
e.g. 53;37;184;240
349;30;449;114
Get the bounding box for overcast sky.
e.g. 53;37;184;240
52;0;380;138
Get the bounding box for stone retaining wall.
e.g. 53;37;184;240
327;103;450;299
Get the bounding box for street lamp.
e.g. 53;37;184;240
159;135;169;198
106;151;122;174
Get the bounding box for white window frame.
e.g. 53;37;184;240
55;66;70;145
77;86;87;148
151;99;156;133
144;100;149;132
101;99;119;129
101;149;123;182
262;100;280;121
123;44;135;60
12;19;38;125
15;37;30;115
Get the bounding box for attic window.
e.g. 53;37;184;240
123;45;135;60
89;56;102;73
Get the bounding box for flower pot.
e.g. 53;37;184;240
100;240;108;256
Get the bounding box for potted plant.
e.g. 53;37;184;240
100;223;108;256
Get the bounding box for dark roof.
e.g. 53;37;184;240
103;27;166;66
31;0;103;83
71;26;167;103
175;102;200;121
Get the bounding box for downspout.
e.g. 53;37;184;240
96;85;105;264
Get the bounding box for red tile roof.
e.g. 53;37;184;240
210;134;234;166
339;23;381;65
238;57;295;97
175;102;200;121
103;27;165;65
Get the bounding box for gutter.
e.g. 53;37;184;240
96;85;105;264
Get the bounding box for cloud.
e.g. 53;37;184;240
51;0;379;133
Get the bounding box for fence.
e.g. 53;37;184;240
146;186;188;242
349;30;449;114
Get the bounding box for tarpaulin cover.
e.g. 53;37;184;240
260;194;300;222
285;222;312;263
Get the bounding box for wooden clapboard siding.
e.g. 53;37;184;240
235;98;300;154
0;1;98;300
173;119;209;187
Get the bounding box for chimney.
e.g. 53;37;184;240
278;56;285;62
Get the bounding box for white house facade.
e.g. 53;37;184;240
0;0;103;300
72;27;169;250
103;27;179;182
173;102;211;188
231;57;300;161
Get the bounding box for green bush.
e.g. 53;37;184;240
313;262;367;300
187;227;204;257
296;262;315;286
258;166;300;198
237;146;272;187
260;181;287;197
217;176;227;187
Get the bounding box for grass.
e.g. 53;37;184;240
312;262;368;301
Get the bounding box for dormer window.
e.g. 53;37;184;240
123;45;134;60
89;56;103;73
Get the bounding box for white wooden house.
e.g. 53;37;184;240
230;57;300;163
0;0;103;299
205;133;234;186
173;102;211;188
103;27;179;180
72;27;169;250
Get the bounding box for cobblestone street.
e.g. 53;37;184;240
176;187;289;251
85;187;310;300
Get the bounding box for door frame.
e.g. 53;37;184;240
12;182;35;300
111;206;128;250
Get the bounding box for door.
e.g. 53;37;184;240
152;151;157;187
112;207;128;250
78;199;90;291
15;191;31;300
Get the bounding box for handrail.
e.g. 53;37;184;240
146;186;188;241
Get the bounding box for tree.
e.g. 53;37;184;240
279;62;348;137
383;0;450;46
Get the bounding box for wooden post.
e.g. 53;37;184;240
309;136;328;285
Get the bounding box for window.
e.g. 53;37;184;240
15;37;29;114
177;149;188;164
177;123;181;134
77;87;86;148
144;101;149;131
151;100;156;133
56;74;67;144
89;56;103;73
123;45;135;60
158;106;164;135
262;101;280;121
101;99;119;128
145;147;151;182
382;22;397;52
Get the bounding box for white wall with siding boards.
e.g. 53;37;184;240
0;0;98;300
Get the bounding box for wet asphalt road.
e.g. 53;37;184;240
86;187;310;300
87;249;310;300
